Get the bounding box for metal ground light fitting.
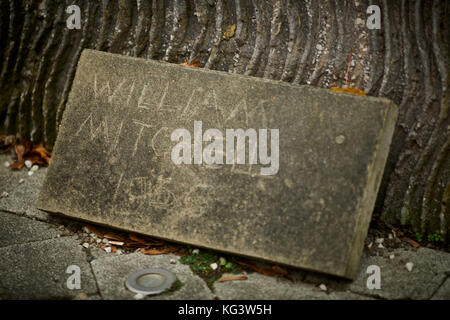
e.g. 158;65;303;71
125;268;176;296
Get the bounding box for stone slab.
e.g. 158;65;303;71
0;154;50;221
90;253;214;300
213;272;372;300
432;278;450;300
0;236;97;299
0;211;61;247
346;248;450;300
37;49;398;279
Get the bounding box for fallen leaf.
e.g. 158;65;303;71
237;261;287;277
85;225;103;238
330;87;366;96
180;59;199;67
218;275;248;282
401;237;420;248
108;240;125;246
103;233;125;241
222;25;236;40
140;247;178;255
129;233;148;243
271;265;289;276
29;142;51;165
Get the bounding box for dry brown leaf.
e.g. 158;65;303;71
237;261;284;277
129;233;147;243
271;265;289;276
401;237;420;248
140;247;178;255
218;275;248;282
222;25;236;40
330;86;366;96
108;240;125;246
85;225;103;238
103;233;125;241
180;59;199;67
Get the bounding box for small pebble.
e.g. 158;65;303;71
210;263;218;270
170;258;176;264
335;135;345;144
104;247;112;253
388;234;393;240
1;191;8;198
375;238;384;244
389;254;395;259
18;178;24;184
367;242;373;249
27;171;34;176
192;249;199;254
406;262;414;272
30;165;39;172
378;243;384;249
82;242;89;249
96;238;101;243
102;238;109;244
25;160;32;168
4;161;10;167
133;293;145;300
319;284;327;292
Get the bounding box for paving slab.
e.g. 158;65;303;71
0;154;50;220
213;272;371;300
343;248;450;299
38;49;398;279
431;278;450;300
90;252;214;300
0;236;98;299
0;211;62;247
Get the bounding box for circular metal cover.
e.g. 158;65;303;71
125;268;176;295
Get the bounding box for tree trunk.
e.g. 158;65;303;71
0;0;449;241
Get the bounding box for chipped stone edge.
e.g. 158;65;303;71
344;100;399;279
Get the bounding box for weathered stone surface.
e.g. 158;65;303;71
0;211;61;247
0;236;97;299
0;154;50;221
347;248;450;300
213;272;373;300
90;253;214;300
432;278;450;300
38;49;398;279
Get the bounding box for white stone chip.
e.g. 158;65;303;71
82;242;89;249
192;249;199;254
4;161;10;167
25;160;32;168
319;284;327;291
406;262;414;272
27;171;34;176
30;165;39;172
210;263;218;270
389;254;395;260
375;238;384;244
133;293;145;300
104;247;112;253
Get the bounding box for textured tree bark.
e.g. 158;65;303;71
0;0;449;241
